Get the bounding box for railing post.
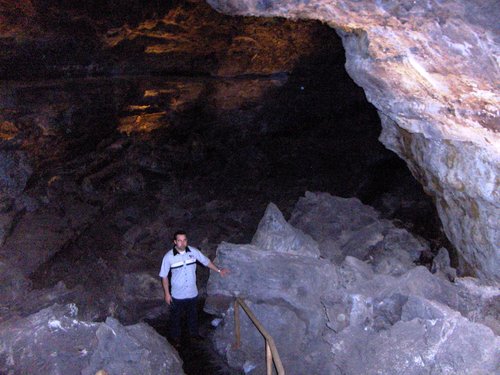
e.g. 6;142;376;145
266;340;272;375
234;299;241;349
233;298;285;374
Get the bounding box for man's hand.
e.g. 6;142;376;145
165;294;172;305
219;268;230;277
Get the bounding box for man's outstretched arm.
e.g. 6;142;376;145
206;261;230;277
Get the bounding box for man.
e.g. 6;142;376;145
159;230;229;347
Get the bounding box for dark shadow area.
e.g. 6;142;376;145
146;299;243;375
19;25;448;318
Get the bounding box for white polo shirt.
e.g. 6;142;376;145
159;246;210;299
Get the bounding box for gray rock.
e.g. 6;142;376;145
123;272;164;303
431;247;457;281
205;194;498;374
290;192;380;249
213;301;307;374
454;277;500;336
251;202;320;258
82;317;183;375
206;242;338;336
340;221;385;261
0;304;99;374
332;314;499;375
121;225;150;255
0;304;184;375
120;272;165;322
290;192;429;268
401;295;456;322
354;267;468;318
340;255;374;285
0;202;98;276
383;228;428;262
0;150;32;199
0;261;31;305
0;281;81;324
0;213;14;246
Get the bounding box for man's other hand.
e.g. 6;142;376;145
165;294;172;305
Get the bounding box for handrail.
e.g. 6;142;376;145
233;297;285;375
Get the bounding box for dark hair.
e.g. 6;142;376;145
173;230;187;241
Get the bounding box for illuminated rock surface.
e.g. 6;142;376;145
206;0;500;282
0;304;184;375
206;193;499;375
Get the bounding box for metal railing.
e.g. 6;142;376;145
233;297;285;375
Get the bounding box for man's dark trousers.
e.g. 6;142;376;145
169;296;198;339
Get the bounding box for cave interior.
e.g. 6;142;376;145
0;1;498;375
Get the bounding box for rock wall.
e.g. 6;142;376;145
206;0;500;282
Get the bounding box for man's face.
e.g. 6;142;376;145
174;234;188;251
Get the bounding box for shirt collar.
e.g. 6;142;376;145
173;246;191;256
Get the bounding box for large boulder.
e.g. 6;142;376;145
206;195;498;375
290;192;429;274
328;297;499;375
251;202;320;258
206;242;338;336
0;304;184;375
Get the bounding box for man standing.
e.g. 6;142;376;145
159;230;229;347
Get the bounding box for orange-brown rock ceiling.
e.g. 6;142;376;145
0;0;338;78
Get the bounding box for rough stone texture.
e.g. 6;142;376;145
431;247;457;281
206;0;500;283
0;150;32;199
206;241;338;336
213;301;308;373
206;194;499;375
290;192;429;274
1;202;98;276
329;304;499;375
0;261;30;305
0;304;184;375
82;317;183;375
0;0;335;79
251;202;320;257
121;272;166;322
